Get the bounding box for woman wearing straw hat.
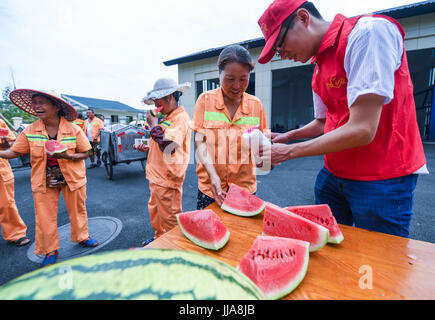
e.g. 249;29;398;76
135;78;192;246
0;89;99;266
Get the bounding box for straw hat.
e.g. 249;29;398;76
142;78;191;105
9;89;78;121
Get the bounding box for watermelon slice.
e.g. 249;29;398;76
263;202;329;252
0;128;9;138
221;184;265;217
150;107;164;118
237;235;309;300
44;140;68;156
286;204;344;244
176;209;230;250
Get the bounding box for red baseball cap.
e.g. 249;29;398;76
258;0;307;64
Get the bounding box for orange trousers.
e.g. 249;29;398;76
0;178;27;242
33;184;89;255
148;182;183;239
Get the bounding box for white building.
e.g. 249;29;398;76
164;1;435;139
61;94;143;125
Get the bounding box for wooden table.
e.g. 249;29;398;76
147;202;435;300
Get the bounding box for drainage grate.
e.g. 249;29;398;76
27;216;122;264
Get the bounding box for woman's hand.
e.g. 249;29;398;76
49;151;71;160
48;151;88;161
210;174;226;206
132;143;150;152
147;111;158;128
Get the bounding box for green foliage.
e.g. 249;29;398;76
1;85;38;124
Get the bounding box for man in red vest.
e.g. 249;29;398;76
257;0;428;237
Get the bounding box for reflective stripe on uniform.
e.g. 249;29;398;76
204;111;260;126
25;134;49;142
160;120;172;128
61;137;77;143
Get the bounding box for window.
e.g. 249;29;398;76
111;115;119;123
196;78;220;98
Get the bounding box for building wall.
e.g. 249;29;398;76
177;12;435;127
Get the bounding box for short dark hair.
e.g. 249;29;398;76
284;1;323;29
87;108;95;114
172;91;182;102
218;44;255;73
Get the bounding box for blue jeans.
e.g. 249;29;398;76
314;167;418;238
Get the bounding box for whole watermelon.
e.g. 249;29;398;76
0;249;264;300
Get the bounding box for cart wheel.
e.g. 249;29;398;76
102;152;113;180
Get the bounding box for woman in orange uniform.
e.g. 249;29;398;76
0;119;30;247
136;78;191;246
0;89;99;267
193;45;269;209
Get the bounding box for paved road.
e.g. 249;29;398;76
1;144;434;285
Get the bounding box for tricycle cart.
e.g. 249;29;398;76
100;124;150;180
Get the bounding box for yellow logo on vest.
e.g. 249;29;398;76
327;76;347;89
261;23;269;37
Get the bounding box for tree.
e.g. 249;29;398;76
0;84;37;124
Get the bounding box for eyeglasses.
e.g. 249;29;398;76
274;21;291;56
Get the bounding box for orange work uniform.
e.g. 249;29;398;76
11;117;92;255
72;118;86;132
84;117;104;142
192;87;269;198
0;120;27;242
146;106;191;238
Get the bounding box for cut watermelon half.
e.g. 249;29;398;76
237;235;309;300
44;140;68;156
221;184;266;217
176;209;230;250
263;202;329;252
286;204;344;244
0;128;9;138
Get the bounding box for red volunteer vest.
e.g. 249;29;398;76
312;14;426;181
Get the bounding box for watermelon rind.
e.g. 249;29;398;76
237;236;310;300
328;232;344;244
263;203;329;252
220;184;266;217
221;201;266;217
176;214;230;250
0;249;264;300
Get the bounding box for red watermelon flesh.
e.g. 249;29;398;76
263;202;329;252
176;209;230;250
221;183;265;217
0;128;9;137
237;235;309;300
286;205;344;244
44;140;68;155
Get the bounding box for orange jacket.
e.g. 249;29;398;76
72;118;86;132
146;106;191;189
84;117;104;143
11;117;92;193
0;119;15;182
